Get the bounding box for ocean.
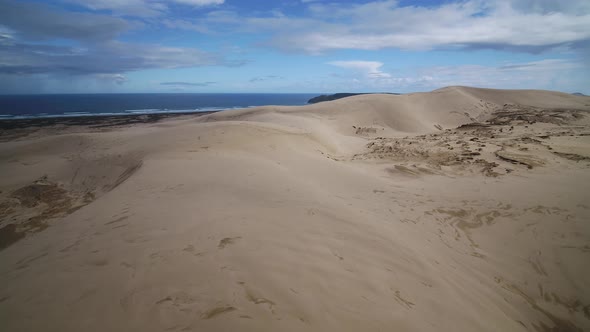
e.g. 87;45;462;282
0;93;318;119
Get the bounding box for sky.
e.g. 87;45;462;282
0;0;589;94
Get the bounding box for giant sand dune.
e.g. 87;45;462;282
1;86;590;331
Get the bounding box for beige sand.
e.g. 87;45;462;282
1;86;589;331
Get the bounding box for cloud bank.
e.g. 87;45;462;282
0;0;236;83
192;0;590;54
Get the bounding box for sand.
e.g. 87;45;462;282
0;86;589;331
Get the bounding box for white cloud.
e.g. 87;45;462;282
51;0;590;56
504;0;590;15
328;61;391;79
235;56;588;93
95;73;128;85
1;1;132;41
162;19;210;33
63;0;166;17
0;39;235;75
329;58;588;93
0;1;244;81
63;0;224;17
206;0;590;54
0;25;15;40
171;0;224;6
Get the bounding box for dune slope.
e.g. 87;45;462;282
1;87;589;332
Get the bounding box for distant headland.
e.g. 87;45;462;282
307;92;400;104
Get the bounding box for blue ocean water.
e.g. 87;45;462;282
0;93;318;119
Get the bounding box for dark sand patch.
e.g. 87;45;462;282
218;236;241;249
0;224;25;250
201;306;236;319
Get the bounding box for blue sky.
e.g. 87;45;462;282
0;0;589;94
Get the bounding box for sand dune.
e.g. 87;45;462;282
1;87;589;331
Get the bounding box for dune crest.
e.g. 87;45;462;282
1;87;589;331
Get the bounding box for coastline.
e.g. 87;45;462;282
0;93;317;121
0;110;219;129
0;110;218;141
